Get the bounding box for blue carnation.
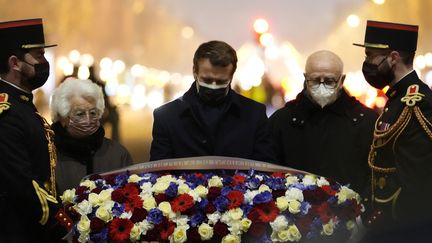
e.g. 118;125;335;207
214;195;229;212
190;213;205;227
197;198;209;210
264;177;286;190
165;182;178;198
221;187;232;196
111;202;124;217
245;177;260;189
90;228;108;242
223;176;233;185
114;173;128;187
241;204;253;215
147;208;163;224
253;191;272;204
233;184;247;193
139;173;158;184
300;201;311;215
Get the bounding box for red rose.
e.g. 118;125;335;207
295;216;313;235
247;222;268;237
75;186;89;195
187;227;201;241
130;207;148;223
104;174;117;186
227;190;244;209
272;190;285;199
108;218;133;241
303;187;329;205
141;228;159;241
111;189;125;203
90;187;102;194
336;199;362;221
90;217;105;232
214;222;229;237
208;187;221;201
205;202;216;214
88;174;102;181
155;193;168;204
171;193;195;213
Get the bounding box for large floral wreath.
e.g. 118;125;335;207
61;157;363;242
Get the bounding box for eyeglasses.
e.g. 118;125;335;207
69;108;99;121
305;76;340;89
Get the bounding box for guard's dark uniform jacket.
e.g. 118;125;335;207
150;83;275;163
269;89;377;195
0;81;69;242
365;71;432;239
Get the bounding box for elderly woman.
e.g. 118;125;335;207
50;78;133;193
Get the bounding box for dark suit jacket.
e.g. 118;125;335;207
150;83;275;163
269;89;377;194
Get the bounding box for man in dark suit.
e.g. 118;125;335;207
354;20;432;242
150;40;275;163
0;19;70;242
269;50;377;195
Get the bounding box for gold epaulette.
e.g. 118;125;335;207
32;180;58;225
0;93;11;114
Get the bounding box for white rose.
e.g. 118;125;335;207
128;174;142;183
198;223;214;241
285;176;299;186
316;177;330;186
60;189;76;204
222;234;240;243
302;174;317;186
178;183;190;194
88;193;100;206
142;195;156;210
194;185;208;197
285;188;304;202
129;224;141;241
321;220;335;236
287;224;302;241
170;226;187;243
270;215;288;232
207;212;221;225
79;179;96;190
74;200;92;215
276;196;289;211
240;218;252;232
288;200;301;214
77;215;90;234
95;206;112;222
208;176;223;187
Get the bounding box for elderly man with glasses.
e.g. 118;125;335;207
269;50;378;197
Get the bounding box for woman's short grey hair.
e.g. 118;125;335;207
50;78;105;123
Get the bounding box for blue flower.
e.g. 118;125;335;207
214;195;229;212
300;201;311;216
221;187;232;196
147;208;163;224
111;202;124;217
139;173;158;184
241;204;253;215
190;213;205;227
90;228;108;242
233;184;247;193
223;176;233;185
114;173;128;187
253;191;272;204
245;177;260;189
165;182;178;198
197;198;208;210
264;177;286;190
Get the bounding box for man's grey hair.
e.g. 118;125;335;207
50;78;105;122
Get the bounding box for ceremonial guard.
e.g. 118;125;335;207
354;20;432;241
0;19;70;241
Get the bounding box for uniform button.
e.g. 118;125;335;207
384;107;389;112
378;121;382;125
360;113;364;117
353;118;357;122
202;139;207;144
300;120;304;124
292;117;297;121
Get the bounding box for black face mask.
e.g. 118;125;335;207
21;60;50;90
196;81;230;106
362;56;394;89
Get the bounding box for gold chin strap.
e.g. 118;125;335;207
35;112;57;198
